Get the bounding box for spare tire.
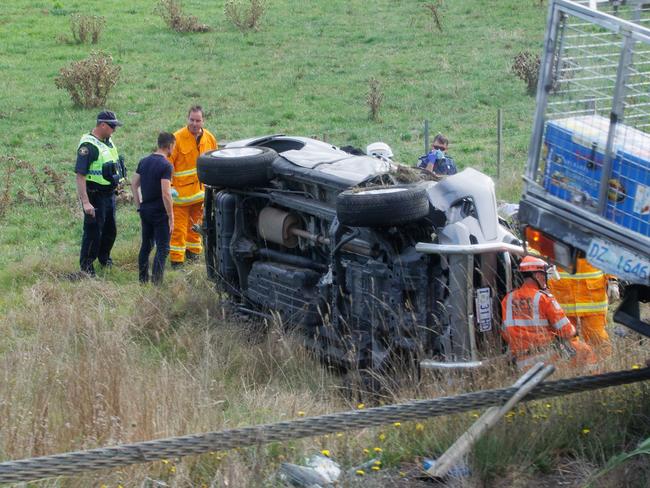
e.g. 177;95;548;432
337;185;429;227
197;146;277;188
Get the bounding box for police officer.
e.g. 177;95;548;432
74;111;125;276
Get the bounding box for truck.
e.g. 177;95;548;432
519;0;650;336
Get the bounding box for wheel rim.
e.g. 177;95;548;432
209;147;264;158
359;187;409;195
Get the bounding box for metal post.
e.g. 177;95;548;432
497;109;503;179
424;119;430;154
467;254;477;361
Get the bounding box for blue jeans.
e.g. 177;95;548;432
138;207;170;284
80;191;116;275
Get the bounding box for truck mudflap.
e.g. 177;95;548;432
614;285;650;338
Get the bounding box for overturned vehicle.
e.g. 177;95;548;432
197;136;523;376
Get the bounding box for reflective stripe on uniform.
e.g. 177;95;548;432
186;242;202;250
557;300;608;315
558;271;604;280
503;290;550;328
173;191;204;205
174;168;198;177
552;316;570;330
170;245;186;252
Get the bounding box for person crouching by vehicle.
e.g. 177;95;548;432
75;111;126;277
169;105;217;268
501;256;597;371
418;133;458;175
548;258;615;359
131;132;175;285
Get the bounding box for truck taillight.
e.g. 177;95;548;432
525;227;574;271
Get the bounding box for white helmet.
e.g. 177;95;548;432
366;141;394;160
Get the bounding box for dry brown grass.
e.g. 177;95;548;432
0;262;648;485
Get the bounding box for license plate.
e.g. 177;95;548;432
475;287;492;332
586;238;650;284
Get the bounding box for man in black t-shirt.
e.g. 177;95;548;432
131;132;175;284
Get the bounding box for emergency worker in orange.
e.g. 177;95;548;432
501;256;597;371
169;105;217;267
548;257;613;358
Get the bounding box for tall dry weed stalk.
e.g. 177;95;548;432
70;13;106;44
55;51;121;107
0;156;73;221
224;0;267;32
155;0;212;33
424;1;444;32
367;77;384;121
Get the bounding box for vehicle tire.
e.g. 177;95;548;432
336;185;429;227
197;146;277;188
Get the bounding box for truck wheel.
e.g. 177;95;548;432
336;185;429;227
197;147;277;188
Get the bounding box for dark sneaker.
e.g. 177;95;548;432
171;261;184;269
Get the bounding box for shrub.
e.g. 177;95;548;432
224;0;267;32
512;50;541;95
155;0;211;33
54;51;121;108
367;77;384;121
70;14;106;44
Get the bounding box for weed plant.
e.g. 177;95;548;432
69;14;106;44
512;50;541;96
54;51;121;107
224;0;267;32
155;0;211;33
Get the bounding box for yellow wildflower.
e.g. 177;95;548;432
545;403;552;409
373;447;383;453
393;422;401;427
321;449;331;457
581;428;590;435
161;459;169;465
298;411;305;417
336;432;344;438
632;364;641;370
378;433;386;442
373;460;382;466
416;423;425;432
363;448;370;455
371;465;381;471
356;469;365;476
357;403;365;409
169;466;176;474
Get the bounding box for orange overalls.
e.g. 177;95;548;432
501;281;597;370
168;126;217;264
548;259;612;357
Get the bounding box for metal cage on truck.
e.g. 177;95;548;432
519;0;650;335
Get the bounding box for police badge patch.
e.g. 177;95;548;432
78;146;89;156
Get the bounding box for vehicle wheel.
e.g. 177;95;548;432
197;146;277;188
336;185;429;227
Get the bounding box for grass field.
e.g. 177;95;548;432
1;0;649;486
